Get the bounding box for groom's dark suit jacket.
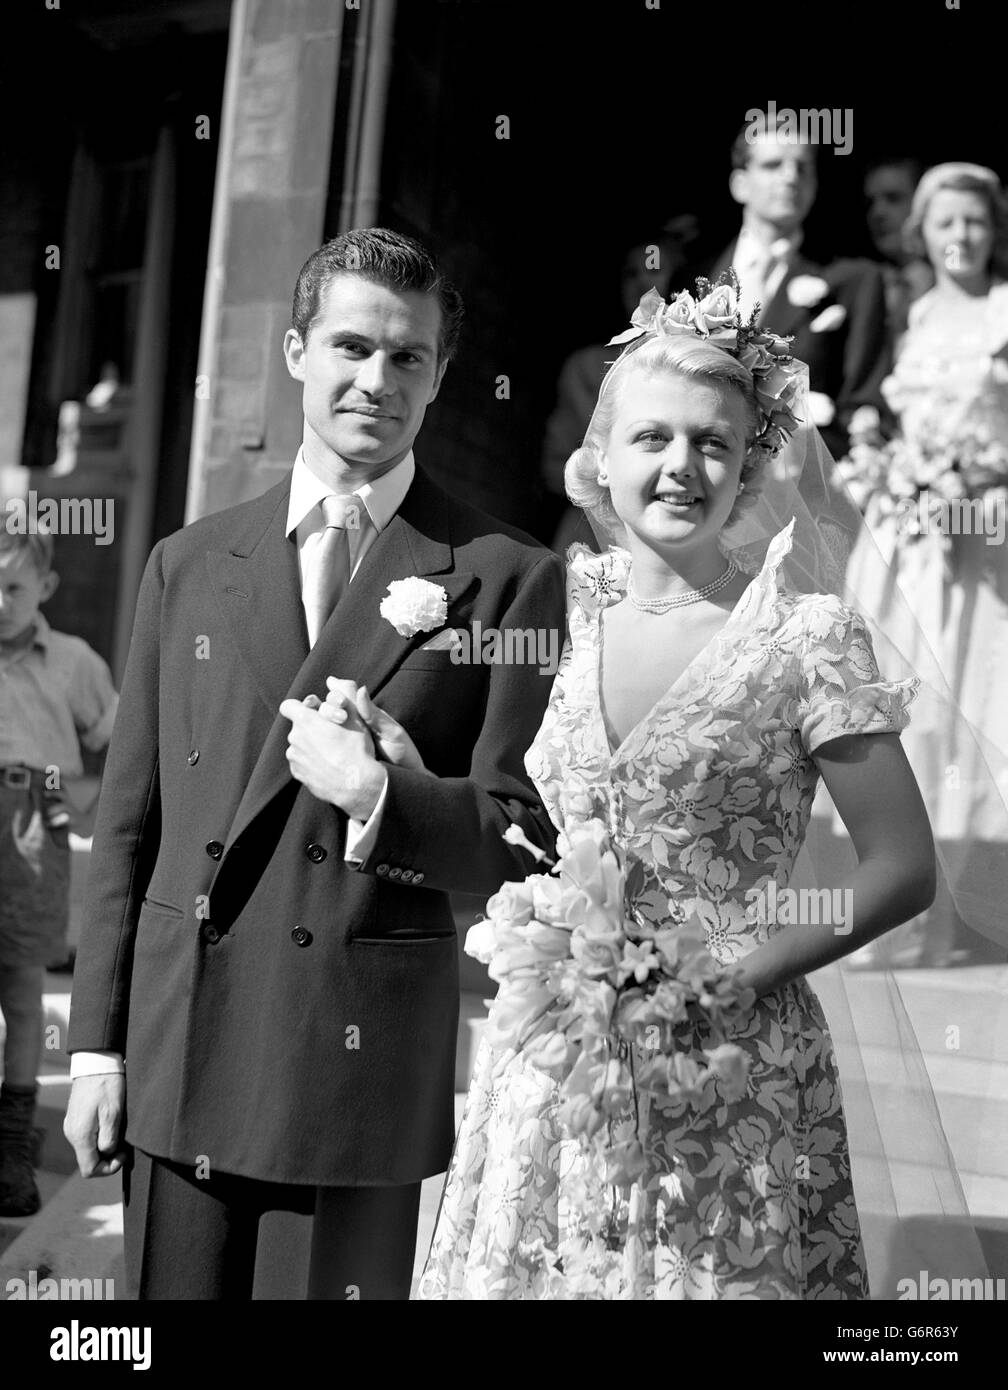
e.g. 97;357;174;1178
67;466;564;1187
704;242;891;457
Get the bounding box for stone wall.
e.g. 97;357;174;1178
187;0;344;521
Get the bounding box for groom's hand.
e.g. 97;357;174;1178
324;678;428;773
279;698;387;819
64;1074;127;1178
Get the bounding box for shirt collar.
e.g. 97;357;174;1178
736;226;803;265
0;614;47;659
285;448;415;538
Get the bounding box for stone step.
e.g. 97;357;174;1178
0;1170;68;1262
0;1170;124;1298
830;964;1008;1065
35;1077;76;1175
455;991;490;1091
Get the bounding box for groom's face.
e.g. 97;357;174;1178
284;274;447;476
732;134;817;233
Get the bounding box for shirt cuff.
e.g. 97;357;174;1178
70;1050;125;1078
344;769;389;865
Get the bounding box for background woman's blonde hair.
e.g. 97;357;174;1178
564;335;763;543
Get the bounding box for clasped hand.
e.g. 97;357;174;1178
279;679;426;818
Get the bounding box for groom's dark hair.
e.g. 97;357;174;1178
731;111;820;171
292;228;465;363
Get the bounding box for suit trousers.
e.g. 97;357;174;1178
123;1149;422;1300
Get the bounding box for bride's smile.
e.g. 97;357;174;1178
600;370;751;594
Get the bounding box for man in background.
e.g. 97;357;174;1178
704;113;890;459
863;155;933;342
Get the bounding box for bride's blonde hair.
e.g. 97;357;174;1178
565;336;763;542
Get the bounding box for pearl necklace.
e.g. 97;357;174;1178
627;561;739;612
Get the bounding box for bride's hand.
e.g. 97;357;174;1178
323;678;428;773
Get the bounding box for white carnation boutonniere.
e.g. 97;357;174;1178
786;274;830;308
379;576;448;637
809;304;847;334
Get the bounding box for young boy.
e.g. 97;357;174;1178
0;529;117;1216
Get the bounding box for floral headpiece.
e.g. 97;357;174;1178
604;268;804;455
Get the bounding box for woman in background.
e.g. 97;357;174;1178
845;163;1008;968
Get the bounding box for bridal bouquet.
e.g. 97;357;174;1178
466;819;755;1190
837;422;1008;541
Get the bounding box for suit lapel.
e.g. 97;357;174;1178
219;467;473;854
206;480;309;718
710;241;737;282
761;252;819;337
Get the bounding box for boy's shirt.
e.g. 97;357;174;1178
0;614;118;775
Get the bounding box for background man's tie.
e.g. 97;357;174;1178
739;246;773;323
738;238;789;324
304;494;361;644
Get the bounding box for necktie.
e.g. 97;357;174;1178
738;246;773;322
304;494;360;644
739;238;788;323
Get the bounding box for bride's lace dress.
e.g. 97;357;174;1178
417;524;916;1299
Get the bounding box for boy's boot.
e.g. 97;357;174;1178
0;1082;41;1217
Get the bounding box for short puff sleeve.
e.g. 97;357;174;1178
795;596;918;755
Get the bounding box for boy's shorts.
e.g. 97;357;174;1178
0;775;70;969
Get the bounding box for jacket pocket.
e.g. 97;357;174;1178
396;650;471;673
351;932;456;946
141;895;184;918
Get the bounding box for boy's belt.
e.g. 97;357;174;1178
0;766;38;789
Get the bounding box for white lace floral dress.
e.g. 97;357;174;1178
846;283;1008;844
417;523;916;1300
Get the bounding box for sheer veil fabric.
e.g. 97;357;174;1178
580;365;1008;1298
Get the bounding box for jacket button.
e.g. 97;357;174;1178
291;926;312;947
201;922;221;945
305;843;327;863
187;749;200;765
206;840;224;860
376;863;389;876
400;869;414;883
388;866;402;879
412;871;424;885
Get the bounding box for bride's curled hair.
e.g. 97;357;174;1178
565;335;764;542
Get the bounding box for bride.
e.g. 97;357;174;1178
408;283;939;1299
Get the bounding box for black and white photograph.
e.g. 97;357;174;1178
0;0;1005;1356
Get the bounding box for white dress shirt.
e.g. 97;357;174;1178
70;450;415;1079
287;447;415;641
733;227;802;322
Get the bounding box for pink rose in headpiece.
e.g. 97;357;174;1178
659;289;700;333
631;287;666;332
607;286;667;345
696;284;738;335
752;362;802;439
737;342;763;373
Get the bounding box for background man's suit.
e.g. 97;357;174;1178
66;464;564;1292
706;243;891;458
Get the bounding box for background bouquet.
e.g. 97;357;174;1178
466;819;755;1190
837;419;1008;541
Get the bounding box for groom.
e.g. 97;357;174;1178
64;228;564;1299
